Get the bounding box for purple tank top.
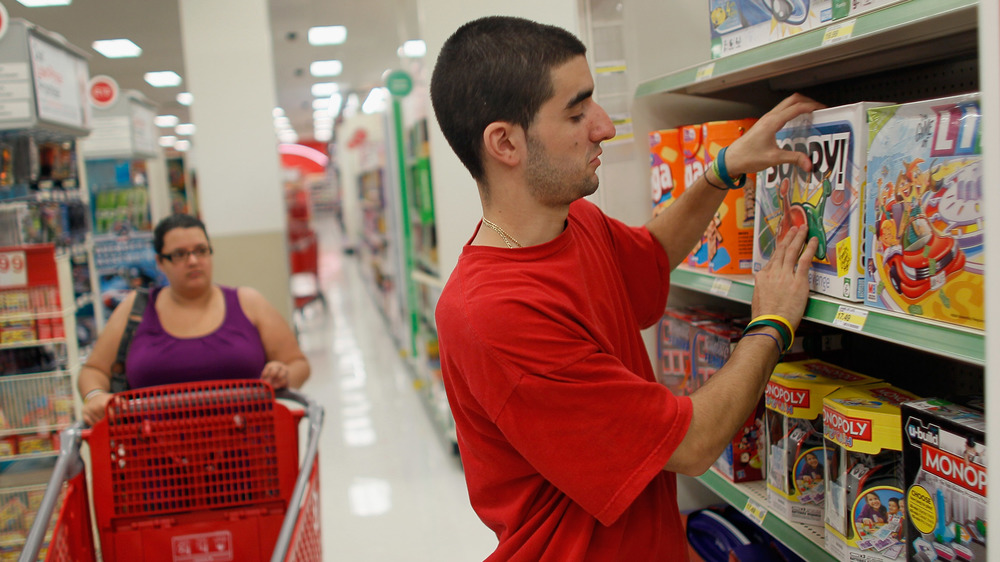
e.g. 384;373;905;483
125;286;268;388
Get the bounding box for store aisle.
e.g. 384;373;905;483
293;217;496;561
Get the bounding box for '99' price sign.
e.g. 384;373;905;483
0;251;28;287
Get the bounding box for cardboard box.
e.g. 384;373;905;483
863;94;983;328
900;399;986;562
704;119;758;275
650;128;685;218
823;383;921;561
709;0;834;59
755;102;891;301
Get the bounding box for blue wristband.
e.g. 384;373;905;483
742;332;784;357
715;146;747;190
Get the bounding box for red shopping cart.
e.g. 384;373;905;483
289;224;326;316
20;380;324;562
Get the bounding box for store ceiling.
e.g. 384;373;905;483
4;0;421;146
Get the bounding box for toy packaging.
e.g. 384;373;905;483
823;383;921;561
900;399;986;562
830;0;909;21
755;102;891;301
715;396;767;483
765;359;880;526
864;94;983;329
682;124;709;268
709;0;834;59
649;128;685;218
687;118;758;274
656;308;715;395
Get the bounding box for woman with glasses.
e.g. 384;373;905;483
78;214;310;424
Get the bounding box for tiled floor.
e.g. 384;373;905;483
295;216;496;561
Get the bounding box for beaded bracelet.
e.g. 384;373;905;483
712;146;747;190
84;388;108;403
742;332;784;357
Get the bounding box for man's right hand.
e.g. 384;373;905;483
751;225;818;330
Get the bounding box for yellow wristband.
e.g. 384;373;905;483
751;315;795;350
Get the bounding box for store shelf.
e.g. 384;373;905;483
671;266;984;365
696;469;833;562
636;0;976;98
0;338;66;351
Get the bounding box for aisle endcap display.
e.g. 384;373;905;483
77;89;158;160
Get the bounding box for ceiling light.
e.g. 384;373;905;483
174;140;191;152
362;88;389;114
175;123;196;136
312;99;330;110
273;116;291;128
401;40;426;58
315;130;332;142
154;115;179;128
328;93;343;114
159;136;177;148
278;130;299;143
310;60;343;77
176;92;193;106
92;39;142;59
313;109;332;120
16;0;71;6
311;82;339;97
144;71;182;88
272;107;285;118
307;26;347;46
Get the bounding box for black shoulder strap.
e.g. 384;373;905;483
110;288;149;393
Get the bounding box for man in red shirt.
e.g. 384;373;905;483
429;16;822;561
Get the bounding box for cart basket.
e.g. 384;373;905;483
20;380;324;562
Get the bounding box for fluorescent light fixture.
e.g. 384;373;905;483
273;116;291;128
174;140;191;152
312;99;330;110
328;93;343;114
315;130;333;142
307;26;347;46
158;136;177;148
362;87;389;114
310;60;343;77
313;109;332;120
278;130;299;143
343;92;360;118
175;123;196;136
401;40;426;58
16;0;71;6
154;115;179;128
144;71;182;88
311;82;339;97
92;39;142;58
176;92;194;106
272;107;285;118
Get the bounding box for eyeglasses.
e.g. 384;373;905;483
160;246;213;262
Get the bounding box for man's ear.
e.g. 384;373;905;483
482;122;524;168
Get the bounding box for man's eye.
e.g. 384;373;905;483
571;113;585;122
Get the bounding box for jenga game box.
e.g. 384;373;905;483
687;118;758;274
900;399;986;562
650;128;685;218
683;124;709;268
765;360;880;526
823;383;921;562
864;94;983;329
755;102;890;301
709;0;833;59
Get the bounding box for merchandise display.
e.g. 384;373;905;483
900;399;986;562
863;94;983;329
823;383;921;561
649;128;685;218
708;0;834;58
765;359;880;526
830;0;911;20
755;102;891;301
682;124;709;268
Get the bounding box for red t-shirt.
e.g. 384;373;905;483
437;199;694;561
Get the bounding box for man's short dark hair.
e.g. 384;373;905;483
430;16;587;183
153;213;209;255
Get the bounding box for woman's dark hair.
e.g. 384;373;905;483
430;16;587;183
153;214;209;254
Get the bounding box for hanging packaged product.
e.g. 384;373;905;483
765;359;880;526
755;102;892;302
649;128;685;218
863;93;983;329
900;399;986;562
823;383;921;562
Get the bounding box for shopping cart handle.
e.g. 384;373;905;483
19;421;87;562
271;387;325;562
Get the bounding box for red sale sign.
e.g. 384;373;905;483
0;251;28;287
89;75;120;108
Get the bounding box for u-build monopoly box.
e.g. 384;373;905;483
823;383;921;562
650;128;685;218
900;399;986;562
863;94;983;329
754;102;890;301
709;0;833;58
765;360;880;526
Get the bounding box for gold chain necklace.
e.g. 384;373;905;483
481;217;522;249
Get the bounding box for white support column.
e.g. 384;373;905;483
177;0;292;321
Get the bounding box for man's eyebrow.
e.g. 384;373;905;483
565;89;593;110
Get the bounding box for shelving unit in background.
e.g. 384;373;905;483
632;0;989;558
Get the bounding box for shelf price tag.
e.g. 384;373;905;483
743;498;768;525
833;305;868;332
822;20;856;46
0;251;27;288
710;277;732;297
695;63;715;82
